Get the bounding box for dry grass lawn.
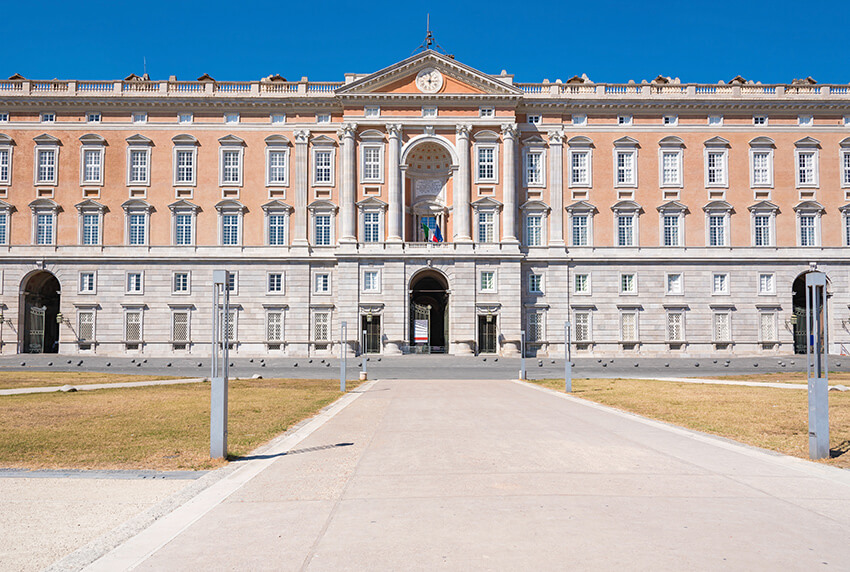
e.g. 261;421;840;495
0;378;357;470
699;372;850;384
0;371;182;390
531;378;850;469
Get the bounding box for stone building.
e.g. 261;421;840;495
0;50;848;357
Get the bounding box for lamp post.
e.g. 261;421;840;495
805;271;829;459
210;269;230;459
519;329;526;380
340;320;347;392
565;320;572;393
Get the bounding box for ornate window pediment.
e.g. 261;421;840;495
613;136;640;148
567;136;594;148
126;134;153;146
471;197;503;211
218;134;245;146
75;199;107;213
703;200;733;213
33;133;61;145
704;136;730;148
29;198;61;212
79;133;107;145
611;200;642;213
264;134;290;146
748;201;779;213
172;134;198;145
0;133;15;145
307;199;338;213
794;136;821;148
749;136;775;148
168;199;201;213
520;200;551;213
566;200;597;214
261;200;293;213
215;199;247;213
794;200;824;213
657;200;688;214
356;197;388;211
122;199;153;213
658;136;685;148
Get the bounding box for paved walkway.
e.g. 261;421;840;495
85;378;850;571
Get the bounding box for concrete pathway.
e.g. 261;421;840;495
85;378;850;571
0;377;207;396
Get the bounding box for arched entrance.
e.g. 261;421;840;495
20;271;61;353
402;139;456;242
791;271;830;354
410;270;449;353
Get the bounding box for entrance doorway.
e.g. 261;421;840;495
20;271;61;353
478;315;497;354
792;272;829;354
361;314;381;354
409;270;449;353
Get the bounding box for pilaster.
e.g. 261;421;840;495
293;129;310;246
387;124;403;243
501;123;518;243
548;129;565;246
454;124;472;242
339;123;357;243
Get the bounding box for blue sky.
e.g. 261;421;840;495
6;0;848;84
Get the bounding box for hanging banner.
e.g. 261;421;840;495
414;320;429;344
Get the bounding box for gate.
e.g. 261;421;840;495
793;307;807;354
478;315;497;354
411;302;431;354
362;315;381;353
28;305;46;353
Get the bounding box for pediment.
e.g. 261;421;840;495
566;200;598;213
749;136;775;148
215;199;247;212
218;134;245;146
336;51;523;98
611;200;642;212
126;134;153;146
748;201;779;212
657;200;688;213
704;136;730;147
79;133;107;145
33;133;61;145
794;200;824;212
74;199;108;212
794;136;820;148
168;199;201;212
703;200;733;212
261;200;293;212
356;197;388;209
520;200;551;213
471;197;503;209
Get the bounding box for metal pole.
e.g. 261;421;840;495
210;270;229;459
806;272;829;460
340;321;347;392
362;329;367;377
565;320;572;393
520;330;526;380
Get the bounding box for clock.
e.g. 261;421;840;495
415;68;444;93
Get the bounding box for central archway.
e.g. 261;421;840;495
402;137;457;243
20;270;61;353
409;269;449;353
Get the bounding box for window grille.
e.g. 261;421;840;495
267;312;283;342
714;313;730;342
760;313;776;342
313;312;329;341
574;312;590;342
125;311;142;342
621;312;637;341
667;312;683;341
527;312;543;343
172;312;189;342
78;312;94;342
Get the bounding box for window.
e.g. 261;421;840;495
82;148;103;184
751;151;772;187
620;312;637;342
363;270;379;292
666;273;683;294
87;112;101;123
525;151;544;186
175;212;194;245
571;114;586;126
179;113;193;124
527;114;541;125
662;214;681;246
173;272;190;294
620;273;636;294
315;214;332;245
36;212;54;245
80;272;96;293
0;112;8;122
0;211;6;245
618;115;632;126
221;213;240;245
708;214;727;247
661;151;681;186
316;113;331;124
125;310;143;344
526;214;543;246
81;213;100;245
362;146;383;182
758;273;775;295
706;151;727;186
267;311;283;343
574;311;591;342
663;115;678;126
268;213;287;245
617;214;635;246
0;147;10;184
175;149;196;185
712;273;729;294
480;271;496;292
364;107;380;118
616;151;636;186
571;214;589;246
842;150;850;187
221;149;242;185
129;149;149;185
713;312;730;342
268;273;283;293
799;214;817;246
479;107;494;118
267;149;289;185
132;112;147;124
753;214;772;246
128;213;146;245
363;211;381;243
796;151;818;187
422;107;437;118
314;273;330;294
314;150;333;185
313;311;330;342
172;311;190;345
78;311;95;344
226;272;237;293
529;273;543;294
574;273;590;294
708;115;723;126
570;150;590;186
127;272;143;294
477;211;495;242
760;313;777;342
37;148;57;184
224;113;239;124
218;309;236;342
798;115;813;126
753;115;767;125
527;311;544;343
41;112;55;123
845;212;850;246
476;146;496;182
270;113;286;124
667;312;684;342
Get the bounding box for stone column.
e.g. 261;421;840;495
293;129;309;245
501;123;518;243
454;124;472;242
548;130;565;246
339;123;357;243
387;124;403;243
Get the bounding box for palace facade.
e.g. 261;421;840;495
0;50;849;357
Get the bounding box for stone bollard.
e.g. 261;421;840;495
359;371;368;381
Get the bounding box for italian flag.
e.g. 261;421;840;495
422;221;438;242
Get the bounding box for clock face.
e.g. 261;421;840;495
415;68;444;93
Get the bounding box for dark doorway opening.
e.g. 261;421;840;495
478;315;497;354
410;271;448;353
361;314;381;354
21;271;61;353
